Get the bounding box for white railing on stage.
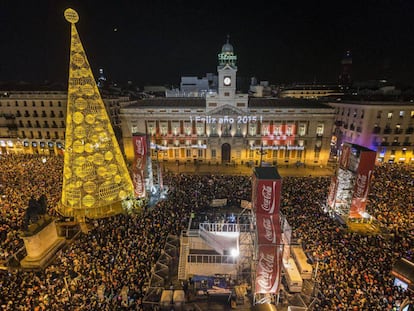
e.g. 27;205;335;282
188;254;237;265
199;222;239;233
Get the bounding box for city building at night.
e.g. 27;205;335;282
119;39;336;168
329;99;414;164
0;91;128;156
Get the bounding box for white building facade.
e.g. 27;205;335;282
120;39;335;167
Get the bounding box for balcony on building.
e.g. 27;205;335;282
373;126;381;134
383;127;392;134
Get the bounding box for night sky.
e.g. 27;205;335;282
2;0;414;87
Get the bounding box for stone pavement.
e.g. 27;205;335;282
161;161;335;177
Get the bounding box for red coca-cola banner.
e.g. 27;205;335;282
132;135;148;198
339;143;351;170
255;244;282;294
349;149;376;218
252;179;282;215
256;214;281;245
327;176;338;208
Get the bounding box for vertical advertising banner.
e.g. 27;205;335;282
327;176;338;208
256;214;281;245
252;168;283;296
349;150;376;218
132;135;148;198
339;143;351;170
253;179;282;215
255;245;282;294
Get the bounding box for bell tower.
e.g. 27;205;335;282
217;35;237;99
58;8;134;220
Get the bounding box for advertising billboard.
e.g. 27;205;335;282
255;244;282;294
132;135;148;198
349;149;376;218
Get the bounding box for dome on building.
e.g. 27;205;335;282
221;35;233;53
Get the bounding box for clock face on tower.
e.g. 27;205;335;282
223;76;231;86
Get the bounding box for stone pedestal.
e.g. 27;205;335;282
20;216;66;269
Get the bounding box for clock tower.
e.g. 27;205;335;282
217;35;237;99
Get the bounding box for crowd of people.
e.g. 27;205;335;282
0;154;412;310
0;155;63;263
281;163;413;310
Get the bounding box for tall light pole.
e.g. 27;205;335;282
256;142;267;167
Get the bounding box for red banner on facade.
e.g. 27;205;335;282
132;135;148;198
255;244;282;294
349;150;375;217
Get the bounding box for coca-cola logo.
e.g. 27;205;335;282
354;171;371;198
261;184;273;213
262;216;275;243
133;173;144;196
135;138;145;156
256;251;275;291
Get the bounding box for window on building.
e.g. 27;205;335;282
210;125;217;135
316;124;324;136
249;124;257;136
248;149;254;158
211;149;216;158
236;124;242;136
387;111;393;119
298;124;306;136
361;110;364;119
399;111;404;118
353;109;357;117
198;149;203;157
286;125;293;136
377;111;382;119
404;137;410;145
174;149;179;157
186;149;191;157
196;123;204;135
184;122;191;135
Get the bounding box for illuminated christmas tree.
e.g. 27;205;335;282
58;8;134;219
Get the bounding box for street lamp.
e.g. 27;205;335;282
256;142;267;167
